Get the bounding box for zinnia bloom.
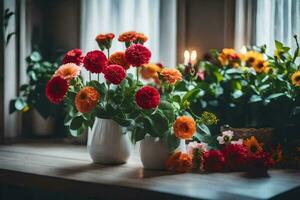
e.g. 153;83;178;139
108;51;131;70
291;71;300;86
244;136;264;154
125;44;151;66
173;116;196;139
133;33;148;44
75;87;100;113
160;68;182;85
104;65;126;85
62;48;84;66
165;152;193;173
222;144;248;171
135;86;160;109
54;63;81;81
140;63;161;80
252;59;269;73
46;76;68;104
217;130;234;144
203;150;225;172
95;33;115;50
118;31;137;42
243;51;263;67
83;50;108;74
218;48;240;67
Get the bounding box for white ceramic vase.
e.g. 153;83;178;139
140;136;186;170
87;118;131;164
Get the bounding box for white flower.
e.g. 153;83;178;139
187;141;207;157
231;139;243;145
217;130;234;144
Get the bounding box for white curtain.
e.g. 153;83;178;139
256;0;300;53
80;0;177;67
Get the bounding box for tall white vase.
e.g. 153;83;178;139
87;118;131;164
140;136;186;170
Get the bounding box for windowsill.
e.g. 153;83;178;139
0;139;300;200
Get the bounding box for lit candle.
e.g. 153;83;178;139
240;46;247;55
191;50;197;65
184;50;190;65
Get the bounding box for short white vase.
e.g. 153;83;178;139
140;136;186;170
87;118;131;164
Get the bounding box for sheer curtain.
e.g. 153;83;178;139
80;0;177;69
256;0;300;53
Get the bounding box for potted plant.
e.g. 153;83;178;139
10;50;61;136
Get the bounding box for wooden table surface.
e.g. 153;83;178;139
0;140;299;200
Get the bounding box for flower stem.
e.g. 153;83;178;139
105;83;110;104
89;72;91;82
107;48;110;58
97;74;100;82
136;67;139;82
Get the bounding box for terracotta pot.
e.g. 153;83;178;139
87;118;132;164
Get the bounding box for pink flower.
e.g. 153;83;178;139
187;141;207;157
217;130;234;144
54;63;81;81
197;70;205;80
231;139;243;145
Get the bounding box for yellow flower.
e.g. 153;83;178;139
140;63;162;80
244;136;264;154
200;111;218;125
218;48;240;67
243;51;263;67
252;59;269;73
291;71;300;87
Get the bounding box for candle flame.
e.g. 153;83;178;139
191;50;197;62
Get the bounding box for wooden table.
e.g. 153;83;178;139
0;140;299;200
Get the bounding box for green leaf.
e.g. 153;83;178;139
232;90;243;99
151;111;169;135
182;88;200;103
113;115;132;127
87;81;106;96
226;68;242;74
30;51;42;62
70;116;84;130
197;123;211;135
249;95;262;103
265;93;285;101
158;100;175;122
166;133;180;151
131;126;145;143
275;40;283;49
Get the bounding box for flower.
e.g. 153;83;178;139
222;144;248;171
231;139;243;145
104;65;126;85
140;63;162;80
95;33;115;50
160;68;182;85
62;48;84;66
291;71;300;86
118;31;137;42
83;50;108;74
270;144;283;164
218;48;241;67
217;130;234;144
252;59;269;73
203;150;225;172
243;51;263;67
75;86;100;113
187;141;207;169
54;63;81;81
46;76;68;104
173;116;196;139
244;136;264;154
125;44;151;66
245;151;274;175
197;70;205;81
200;111;218;125
165;152;193;173
135;86;160;109
108;51;131;70
133;33;148;44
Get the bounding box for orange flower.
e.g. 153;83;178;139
140;63;162;80
252;59;269;73
118;31;137;42
270;144;283;164
165;152;193;172
173;116;196;139
243;51;263;67
243;136;264;154
75;87;100;113
54;63;81;81
291;71;300;87
108;51;131;70
95;33;115;43
218;48;241;67
160;68;182;85
133;33;148;44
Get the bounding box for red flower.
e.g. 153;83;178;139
222;144;248;171
135;86;160;109
245;151;274;176
83;50;108;74
125;44;151;66
203;150;225;172
62;48;84;66
46;76;68;104
104;65;126;85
